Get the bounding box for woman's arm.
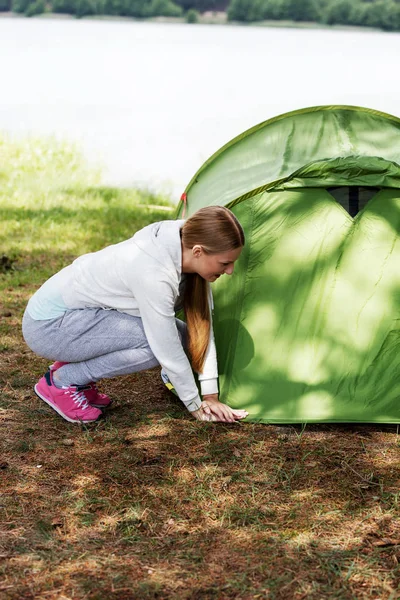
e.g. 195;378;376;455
131;275;202;412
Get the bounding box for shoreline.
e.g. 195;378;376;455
0;11;387;34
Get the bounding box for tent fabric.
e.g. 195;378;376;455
179;106;400;214
178;106;400;423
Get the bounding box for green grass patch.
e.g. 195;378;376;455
0;134;175;292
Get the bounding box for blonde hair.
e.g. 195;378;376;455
181;206;245;373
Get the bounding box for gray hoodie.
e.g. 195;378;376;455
27;219;218;411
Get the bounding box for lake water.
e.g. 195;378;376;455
1;16;399;200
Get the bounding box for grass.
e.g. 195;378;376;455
1;135;400;599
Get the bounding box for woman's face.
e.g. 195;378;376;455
193;246;242;282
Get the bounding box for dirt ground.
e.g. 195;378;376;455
1;278;400;599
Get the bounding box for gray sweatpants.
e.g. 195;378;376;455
22;308;187;387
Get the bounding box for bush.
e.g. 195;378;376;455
376;1;400;30
52;0;76;13
322;0;352;24
262;0;290;20
175;0;222;9
227;0;319;23
186;7;198;20
249;0;267;20
227;0;256;21
347;2;368;25
25;0;45;14
363;0;400;29
0;0;11;10
286;0;319;21
364;0;386;26
75;0;97;16
120;0;143;17
101;0;125;15
11;0;30;12
142;0;183;16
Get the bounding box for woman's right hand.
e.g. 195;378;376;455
191;404;217;422
191;400;248;423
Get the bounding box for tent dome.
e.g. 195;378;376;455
178;106;400;424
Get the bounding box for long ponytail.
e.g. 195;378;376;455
181;206;245;373
183;273;210;373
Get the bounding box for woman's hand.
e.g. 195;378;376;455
191;404;217;422
192;394;249;423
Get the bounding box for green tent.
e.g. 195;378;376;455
177;105;400;424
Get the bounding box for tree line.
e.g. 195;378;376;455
1;0;400;32
227;0;400;32
1;0;228;18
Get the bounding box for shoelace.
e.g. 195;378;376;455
65;388;90;409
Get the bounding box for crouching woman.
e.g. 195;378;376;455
22;206;248;424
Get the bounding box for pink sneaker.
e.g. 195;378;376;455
34;370;102;423
49;362;112;409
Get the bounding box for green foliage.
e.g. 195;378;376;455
227;0;400;31
364;0;400;29
143;0;183;17
286;0;320;21
13;0;184;17
52;0;76;12
25;0;46;15
75;0;97;16
347;1;368;25
323;0;352;25
381;1;400;30
227;0;257;21
175;0;226;10
8;0;400;30
11;0;30;12
100;0;123;14
262;0;290;20
186;6;198;20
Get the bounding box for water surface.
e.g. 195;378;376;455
1;17;399;198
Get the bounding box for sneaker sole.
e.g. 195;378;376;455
34;385;102;424
90;401;113;409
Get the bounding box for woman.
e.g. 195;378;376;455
22;206;248;424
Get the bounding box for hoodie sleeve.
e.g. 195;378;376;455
197;284;219;395
126;273;202;412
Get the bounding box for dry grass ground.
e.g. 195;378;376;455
2;296;400;600
1;136;400;599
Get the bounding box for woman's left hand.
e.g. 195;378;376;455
201;394;248;423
